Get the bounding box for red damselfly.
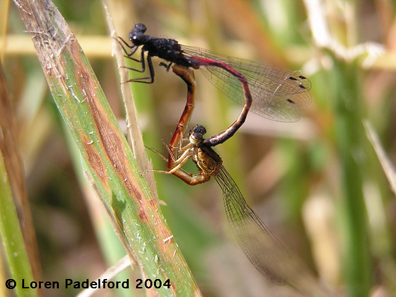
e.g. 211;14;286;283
118;23;312;147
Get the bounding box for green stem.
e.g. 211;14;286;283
333;59;371;297
0;151;38;297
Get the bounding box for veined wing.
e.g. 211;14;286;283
215;166;291;284
181;45;312;122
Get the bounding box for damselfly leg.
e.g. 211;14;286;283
116;35;155;83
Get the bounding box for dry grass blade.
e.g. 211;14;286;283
103;2;159;201
364;120;396;195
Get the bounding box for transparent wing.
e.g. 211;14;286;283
181;45;312;122
215;166;291;284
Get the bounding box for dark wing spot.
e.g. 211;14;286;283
299;84;307;89
288;76;297;81
298;75;307;80
286;99;295;104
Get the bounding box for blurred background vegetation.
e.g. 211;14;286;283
2;0;396;296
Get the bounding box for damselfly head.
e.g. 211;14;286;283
189;125;206;145
130;23;150;45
